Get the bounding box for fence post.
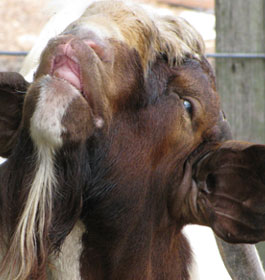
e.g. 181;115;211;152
215;0;265;267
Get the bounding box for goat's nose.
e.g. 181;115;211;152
51;36;111;90
62;39;105;58
83;39;111;62
52;40;82;90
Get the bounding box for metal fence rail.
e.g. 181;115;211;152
206;53;265;59
0;51;28;56
1;51;265;59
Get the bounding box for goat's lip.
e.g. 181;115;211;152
52;54;85;95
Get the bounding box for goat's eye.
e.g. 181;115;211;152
183;100;192;116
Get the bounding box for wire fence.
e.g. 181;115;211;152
1;51;265;59
0;51;28;56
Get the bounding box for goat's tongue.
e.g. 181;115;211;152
53;56;82;91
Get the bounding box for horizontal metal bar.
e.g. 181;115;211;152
206;53;265;59
1;51;265;59
0;51;28;56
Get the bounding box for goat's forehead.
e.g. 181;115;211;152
64;0;205;68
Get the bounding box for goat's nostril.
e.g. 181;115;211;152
84;39;109;62
58;39;76;58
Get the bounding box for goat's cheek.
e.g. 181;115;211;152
168;110;194;150
61;97;94;144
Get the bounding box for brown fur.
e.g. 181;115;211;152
0;1;265;279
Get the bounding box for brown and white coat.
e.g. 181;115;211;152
0;1;265;279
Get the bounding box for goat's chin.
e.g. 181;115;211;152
23;75;94;149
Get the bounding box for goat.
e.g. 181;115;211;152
0;1;264;279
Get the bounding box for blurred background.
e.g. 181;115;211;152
0;0;216;72
0;0;264;277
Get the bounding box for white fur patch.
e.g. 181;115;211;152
30;76;79;149
48;221;85;280
2;77;82;279
188;255;200;280
2;145;58;280
184;225;231;280
94;117;104;128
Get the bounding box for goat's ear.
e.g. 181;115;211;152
184;141;265;244
0;72;29;157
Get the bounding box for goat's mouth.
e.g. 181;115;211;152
50;53;96;113
52;54;83;93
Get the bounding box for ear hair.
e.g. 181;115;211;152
0;72;29;157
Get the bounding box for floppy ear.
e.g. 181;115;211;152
188;141;265;244
0;72;29;157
